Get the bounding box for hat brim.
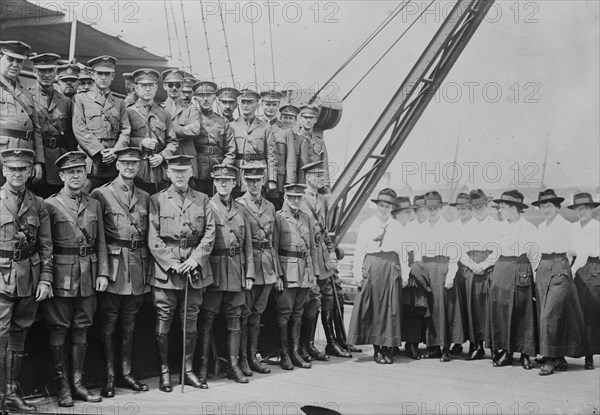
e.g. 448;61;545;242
243;175;264;179
531;197;565;207
370;197;398;206
449;202;471;207
493;199;529;210
92;66;115;72
567;202;600;210
3;161;32;168
392;205;416;213
58;75;79;80
3;51;28;60
286;192;305;196
116;157;140;162
424;201;448;207
60;163;87;170
211;175;236;179
470;197;492;206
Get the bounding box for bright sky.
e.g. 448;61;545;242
40;0;600;194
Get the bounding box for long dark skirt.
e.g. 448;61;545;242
574;257;600;355
401;276;428;343
348;251;403;347
422;256;464;348
486;255;537;356
456;262;470;341
464;250;492;344
536;253;584;358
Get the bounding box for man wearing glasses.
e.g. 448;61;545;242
72;55;131;192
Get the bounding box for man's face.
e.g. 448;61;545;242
0;54;24;79
244;176;264;197
240;99;258;118
34;67;57;88
167;167;192;189
262;101;279;118
575;205;593;221
59;166;87;191
219;99;237;118
163;81;182;100
285;194;303;211
214;177;235;198
125;81;136;94
2;165;30;189
306;170;325;189
376;201;394;220
58;79;79;97
182;89;193;103
93;71;115;90
457;205;472;221
136;81;157;102
195;92;216;111
280;114;296;127
299;113;317;130
539;201;558;219
116;160;140;180
78;79;94;92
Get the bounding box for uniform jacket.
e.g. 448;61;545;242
28;83;77;184
72;86;131;176
148;186;215;290
209;195;255;292
301;189;337;279
90;178;150;296
230;117;277;185
0;185;53;297
195;109;236;181
127;100;178;183
274;205;318;288
272;126;297;193
161;98;200;178
293;123;330;187
45;189;108;297
0;76;44;164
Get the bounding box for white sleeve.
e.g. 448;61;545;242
352;222;369;282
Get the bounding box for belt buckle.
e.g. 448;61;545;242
48;136;57;148
207;146;214;155
25;130;32;140
179;239;188;249
12;249;21;261
300;251;307;259
229;247;237;257
79;246;87;257
130;239;140;250
244;153;252;162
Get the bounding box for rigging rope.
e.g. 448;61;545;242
267;2;276;88
199;0;215;81
180;0;194;72
169;1;184;69
250;17;258;87
219;0;236;87
163;0;174;60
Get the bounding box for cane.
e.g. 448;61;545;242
181;271;190;393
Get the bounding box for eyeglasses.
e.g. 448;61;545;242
166;82;182;88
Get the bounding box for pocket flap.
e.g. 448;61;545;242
55;255;75;264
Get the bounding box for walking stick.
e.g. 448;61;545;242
181;271;190;393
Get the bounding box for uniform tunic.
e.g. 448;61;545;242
271;125;297;194
161;98;200;178
195;109;236;182
294;124;329;188
230;117;277;187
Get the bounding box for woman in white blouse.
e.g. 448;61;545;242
533;189;584;376
348;188;409;364
569;193;599;370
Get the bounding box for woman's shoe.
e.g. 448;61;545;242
555;357;568;372
584;356;594;370
373;345;386;364
519;354;532;370
539;360;555;376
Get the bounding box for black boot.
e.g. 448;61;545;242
4;352;36;412
248;323;270;374
277;324;293;370
493;350;513;367
333;303;362;353
373;345;385;364
406;343;422;360
520;354;532;370
120;329;148;391
155;332;172;392
71;344;102;402
298;314;314;362
440;347;451;362
198;316;213;389
180;332;203;388
306;312;328;361
289;320;311;368
226;330;249;383
585;355;594;370
0;352;7;415
323;310;351;358
466;341;485;361
100;335;115;398
49;345;73;407
238;323;253;376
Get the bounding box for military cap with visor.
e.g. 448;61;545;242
284;183;307;196
239;89;261;101
87;55;117;72
216;87;240;101
132;68;160;83
165;155;195;169
114;147;142;162
1;149;34;167
193;80;218;95
55;151;87;170
0;41;31;59
211;164;238;179
260;90;282;102
30;53;60;68
57;64;80;80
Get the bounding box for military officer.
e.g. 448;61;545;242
56;64;80;99
259;90;283;127
230;89;277;196
216;87;240;122
122;72;138;107
42;151;108;406
236;164;281;376
273;184;319;370
192;80;236;196
0;41;44;185
77;66;94;93
90;147;150;398
0;149;53;413
127;68;178;194
268;103;299;210
28;53;77;198
160;69;201;180
182;76;197;105
279;103;300;128
199;164;254;385
295;104;330;189
147;155;215;392
72;55;131;191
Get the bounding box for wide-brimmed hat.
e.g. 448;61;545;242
449;192;471;207
493;189;528;210
469;189;493;206
392;196;416;213
423;191;447;207
413;194;425;208
370;188;398;206
531;189;565;207
567;193;600;210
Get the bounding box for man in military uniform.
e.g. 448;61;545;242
72;55;131;192
90;147;150;398
0;149;53;413
230;89;277;197
127;68;178;195
181;76;197;105
273;184;318;370
77;67;94;93
199;164;254;385
56;64;80;99
192;80;236;196
147;155;215;392
42;151;108;406
236;165;280;376
259;90;283;127
28;53;77;198
295;104;330;189
268;103;299;210
122;73;138;107
216;87;240;122
0;41;44;186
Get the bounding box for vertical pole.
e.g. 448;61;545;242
68;16;77;62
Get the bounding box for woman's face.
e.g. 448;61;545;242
376;201;394;220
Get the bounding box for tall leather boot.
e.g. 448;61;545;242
0;353;7;415
100;335;115;398
70;344;102;402
197;315;213;389
247;323;270;373
49;345;73;407
289;320;311;368
180;332;203;388
4;352;36;412
120;328;148;391
226;330;249;383
306;311;328;361
277;324;293;370
298;314;314;362
323;309;351;358
333;300;361;353
155;332;172;392
238;322;253;376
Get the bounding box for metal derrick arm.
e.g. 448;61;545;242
328;0;497;244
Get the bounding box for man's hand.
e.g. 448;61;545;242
267;181;277;191
96;276;109;292
148;154;164;168
35;283;53;301
275;277;284;291
245;279;254;290
101;148;116;164
142;138;158;151
179;258;199;274
31;163;43;183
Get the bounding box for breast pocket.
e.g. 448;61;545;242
159;213;177;236
52;216;72;243
0;214;15;240
25;215;40;238
86;213;98;241
105;209;124;229
516;273;532;288
86;107;105;130
136;208;148;234
194;211;205;235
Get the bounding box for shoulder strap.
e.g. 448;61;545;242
0;190;35;245
210;199;243;245
0;80;37;126
239;198;270;241
305;200;326;235
288;212;310;249
166;196;198;235
53;195;93;245
107;184;145;237
33;99;64;136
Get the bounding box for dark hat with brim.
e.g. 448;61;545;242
413;195;425;208
567;192;600;209
371;188;398;206
182;77;197;92
211;164;238;179
161;69;185;82
166;155;194;170
424;191;447;207
392;196;416;213
493;189;528;210
78;66;94;80
31;53;60;69
0;41;31;59
241;163;265;179
88;55;117;72
193;81;217;95
57;64;80;80
284;183;307;196
239;89;261;101
449;192;471;207
122;72;134;83
260;90;282;102
133;68;160;83
115;147;142;162
216;87;240;101
531;189;565;207
0;148;34;167
299;104;320;117
279;104;300;116
55;151;87;170
469;189;493;206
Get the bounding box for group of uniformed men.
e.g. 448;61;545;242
0;40;352;413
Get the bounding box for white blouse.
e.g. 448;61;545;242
570;218;600;272
496;217;539;266
537;214;573;255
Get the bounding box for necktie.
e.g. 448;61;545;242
373;224;387;248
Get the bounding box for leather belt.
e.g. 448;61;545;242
196;145;221;155
0;247;36;261
252;241;271;250
106;237;146;250
42;135;66;148
54;245;97;257
164;237;199;249
0;128;32;140
278;249;307;259
235;152;265;161
212;246;242;257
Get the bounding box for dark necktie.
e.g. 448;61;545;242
373;224;387;248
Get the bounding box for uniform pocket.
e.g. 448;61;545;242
54;255;75;290
516;273;532;287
